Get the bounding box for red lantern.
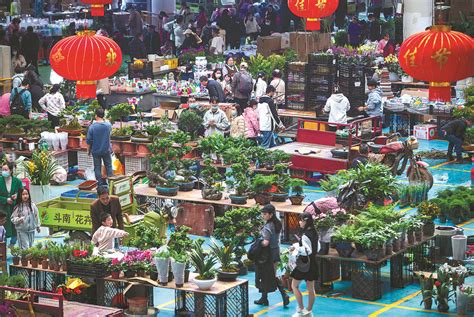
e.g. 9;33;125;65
81;0;112;16
399;25;474;101
288;0;339;31
50;31;122;99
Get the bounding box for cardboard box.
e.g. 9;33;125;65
257;35;282;57
414;124;438;140
289;32;331;62
151;60;164;72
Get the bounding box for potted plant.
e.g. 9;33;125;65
148;263;158;281
174;159;198;191
457;284;474;315
419;274;434;310
177;109;203;144
189;242;217;290
20;249;30;266
384;54;401;81
11;246;20;265
154;250;171;286
331;225;355;258
418;201;440;237
209;239;239;282
29;248;43;268
58;106;83;136
270;164;292;202
225;160;252;205
110;258;122;279
22;149;60;203
41;249;49;270
359;230;387;261
250;174;275;205
170;252;187;287
200;159;224;200
136;260;148;278
107;103;134;141
289;178;307;205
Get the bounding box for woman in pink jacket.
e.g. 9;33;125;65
243;99;259;144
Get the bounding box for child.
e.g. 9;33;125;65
0;213;6;243
11;188;40;250
92;213;129;252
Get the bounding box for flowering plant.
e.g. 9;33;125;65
57;278;91;301
384;54;401;74
313;208;348;229
22;150;60;185
120;250;153;272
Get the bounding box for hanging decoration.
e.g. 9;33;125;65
398;25;474;101
81;0;112;16
49;31;122;99
288;0;339;31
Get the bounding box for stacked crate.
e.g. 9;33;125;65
306;54;337;113
285;62;307;110
338;63;366;108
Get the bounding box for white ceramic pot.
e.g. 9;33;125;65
29;185;51;203
389;72;400;82
193;277;216;290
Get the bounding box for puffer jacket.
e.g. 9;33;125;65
243;107;259;138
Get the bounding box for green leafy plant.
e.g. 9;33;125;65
60;105;82;130
418;201;441;221
209;239;238;273
10;246;20;257
332;224;357;242
225;159;252;196
189;242;217;280
251;174;276;194
107;103;134;128
22;149;60;185
124;222;166;249
289;178;307;196
177;110;203;141
167;226;193;259
464;127;474;145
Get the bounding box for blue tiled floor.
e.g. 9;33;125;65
5;138;472;316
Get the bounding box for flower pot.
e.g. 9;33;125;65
407;231;415;245
318;228;333;243
201;187;223;200
364;247;385;261
61;262;67;271
156;185;179;197
193;277;216;290
185;269;190;283
58;128;82;136
437;298;449;312
124;270;136;278
415;230;423;242
30;259;39;268
122;142;136;156
148;271;158;281
175;180;195;192
318;242;330;255
335;242;354;258
457;290;468;315
131;136;151;144
155;257;170;286
67;137;80;149
423;297;433;310
111;141;122;154
254;192;272;205
136;143;151;156
41;259;49;270
452;235;467;261
12;256;20;265
111;135;131;141
171;261;185;287
389;72;400;81
271;193;289;203
49;262;55;270
423;222;435;237
229;195;248;205
392;238;401;252
111;271;121;279
218;270;239;282
29;185;51;204
54;263;61;271
137;269;146;278
289;195;305;205
127;297;148;315
21;258;28;266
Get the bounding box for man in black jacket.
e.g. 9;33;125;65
129;33;147;61
144;25;161;55
200;75;225;102
20;26;40;69
442;118;472;163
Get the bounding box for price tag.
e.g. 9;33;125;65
355;82;361;87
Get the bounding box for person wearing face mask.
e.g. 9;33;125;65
212;68;225;89
222;56;238;78
203;97;230;137
0;162;23;248
230;107;246;138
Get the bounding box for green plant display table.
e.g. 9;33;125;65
315;235;438;301
10;264;66;294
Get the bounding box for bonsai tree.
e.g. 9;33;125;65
251;174;276;195
167;226;193;257
175;159;198;183
177;109;203;141
289;178;307;196
146;116;173;142
148;130;191;188
214;206;263;266
225;155;252;197
59;105;82;131
200;158;225;199
272;163;293;194
107;103;134;136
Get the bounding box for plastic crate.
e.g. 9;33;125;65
307;64;335;75
61;189;97;199
77;151;94;170
53;151;68;169
306;75;335;86
338;64;365;79
124;156;150;175
308;53;336;65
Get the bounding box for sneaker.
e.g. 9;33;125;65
301;309;311;316
292;308;310;317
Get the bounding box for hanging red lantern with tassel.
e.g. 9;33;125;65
49;30;122;99
81;0;112;16
398;25;474;102
288;0;339;31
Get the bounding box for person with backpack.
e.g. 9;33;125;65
9;79;31;118
232;62;253;111
11;66;25;89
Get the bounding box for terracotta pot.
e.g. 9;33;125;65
124;270;136;278
136;143;151;156
30;259;39;268
67;137;80;149
137;269;146;278
61;262;68;271
41;260;49;270
49;262;55;270
12;256;20;265
111;271;121;279
21;258;28;266
289;195;305;205
111;141;122;154
122;142;136;156
54;264;61;271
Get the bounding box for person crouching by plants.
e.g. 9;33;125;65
254;204;290;307
229;106;246;138
92;213;128;252
11;188;40;250
441;117;472;163
289;212;318;317
202;97;230;137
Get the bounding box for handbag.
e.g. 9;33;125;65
295;238;310;273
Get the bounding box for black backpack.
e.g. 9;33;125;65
10;88;27;117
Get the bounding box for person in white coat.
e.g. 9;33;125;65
258;86;284;148
323;85;351;125
253;72;267;102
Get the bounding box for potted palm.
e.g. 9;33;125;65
154;250;171;286
189;242;217;290
200;159;224;200
289;178;307;205
250;174;275;205
209;239;239;282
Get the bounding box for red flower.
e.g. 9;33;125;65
57;288;63;295
65;288;71;294
73;250;80;257
435;281;441;287
74;289;81;295
79;250;88;257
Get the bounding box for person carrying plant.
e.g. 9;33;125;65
202;97;230;137
92;212;128;252
442;117;472;164
86;108;113;186
11;188;40;250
